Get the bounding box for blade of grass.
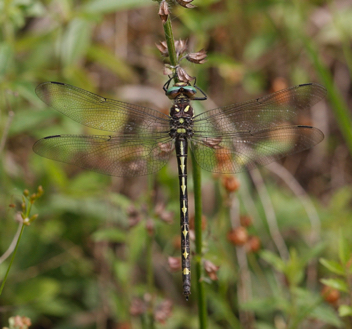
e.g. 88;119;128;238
191;151;207;329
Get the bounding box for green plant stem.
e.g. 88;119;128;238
0;223;25;296
191;152;207;329
146;174;155;329
163;16;178;78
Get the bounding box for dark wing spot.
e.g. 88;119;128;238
50;82;65;85
297;125;313;128
44;135;61;139
298;83;313;87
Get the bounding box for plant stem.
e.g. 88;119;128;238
163;16;178;79
0;223;25;296
146;174;155;329
191;152;207;329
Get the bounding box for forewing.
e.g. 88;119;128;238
192;83;327;136
190;126;324;173
36;82;170;133
33;134;174;177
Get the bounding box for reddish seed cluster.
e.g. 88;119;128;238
222;175;240;193
227;226;248;246
227;216;261;252
321;285;340;305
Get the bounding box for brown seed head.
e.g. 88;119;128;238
176;0;196;8
227;227;248;246
156;41;169;57
222;175;240;193
168;256;182;272
175;39;188;57
240;215;252;227
176;66;194;82
246;236;261;253
186;49;207;64
204;260;220;281
158;0;169;24
154;299;173;324
321;285;340;304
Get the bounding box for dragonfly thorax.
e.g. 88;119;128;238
169;103;194;138
170;102;194;118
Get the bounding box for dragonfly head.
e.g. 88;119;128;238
166;82;197;100
170;102;194;119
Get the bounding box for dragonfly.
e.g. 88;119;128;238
33;79;326;300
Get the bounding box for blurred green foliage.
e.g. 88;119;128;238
1;0;352;328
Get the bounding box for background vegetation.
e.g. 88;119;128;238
1;0;352;328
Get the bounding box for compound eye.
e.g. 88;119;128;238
184;105;190;112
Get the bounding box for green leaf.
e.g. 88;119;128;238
92;228;127;242
312;304;343;327
320;278;348;293
84;0;152;14
87;45;135;81
338;304;352;317
61;18;93;66
338;230;351;265
260;250;285;272
0;43;13;77
320;258;345;275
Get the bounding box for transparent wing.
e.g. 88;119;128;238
33;134;175;177
36;82;170;134
192;83;327;136
190;125;324;173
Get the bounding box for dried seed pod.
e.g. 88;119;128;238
186;49;207;64
168;256;181;272
158;0;169;24
175;39;188;57
154;299;173;324
176;0;196;8
204;260;220;281
227;226;248;246
176;66;194;82
156;41;169;57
